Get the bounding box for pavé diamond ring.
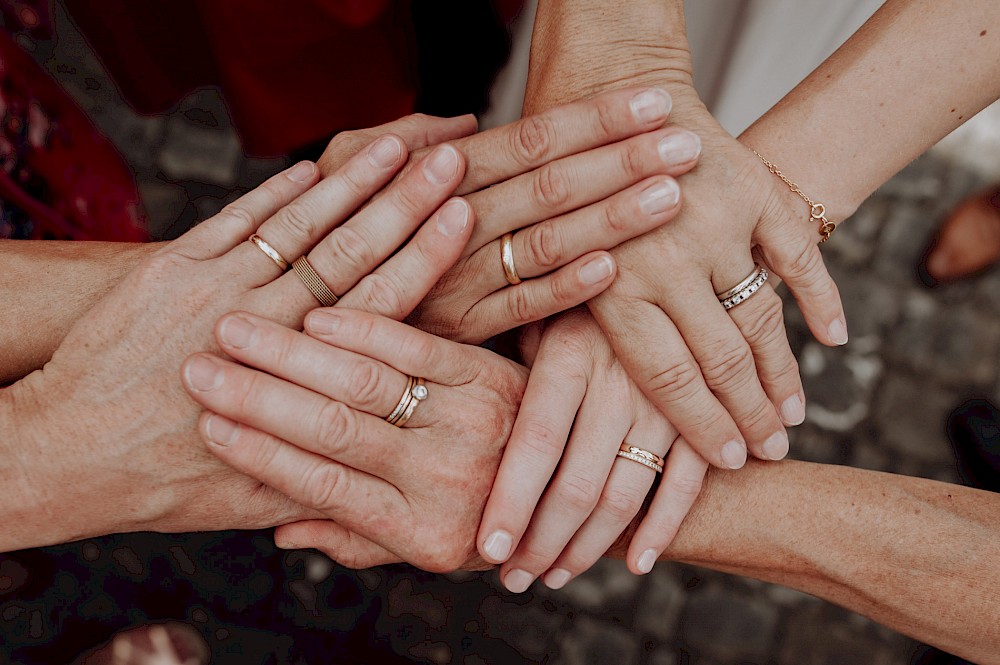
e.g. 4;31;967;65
716;264;768;310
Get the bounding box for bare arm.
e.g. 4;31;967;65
639;460;1000;664
0;240;157;383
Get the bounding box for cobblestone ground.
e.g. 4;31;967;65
6;7;997;665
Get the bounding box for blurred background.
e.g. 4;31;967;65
2;0;998;663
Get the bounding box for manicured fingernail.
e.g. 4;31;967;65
780;394;806;426
658;131;702;166
423;144;459;184
504;569;534;593
285;160;316;183
368;136;402;169
184;356;223;392
721;440;747;469
637;549;657;574
435;199;469;237
219;316;257;349
638;179;680;215
308;310;341;335
543;568;572;590
762;431;789;461
205;414;239;446
828;318;849;345
579;255;614;285
630;88;672;123
483;531;512;561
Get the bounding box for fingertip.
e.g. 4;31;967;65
434;197;472;238
367;133;406;169
578;252;616;287
481;529;514;563
284;160;318;184
720;440;748;470
827;317;849;346
635;548;658;575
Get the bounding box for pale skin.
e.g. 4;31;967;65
479;0;1000;585
179;306;1000;664
0;88;700;551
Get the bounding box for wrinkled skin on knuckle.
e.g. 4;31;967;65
318;130;366;176
327;226;376;273
740;295;786;348
506;287;538;326
666;473;704;503
643;359;701;404
531;162;571;211
346;360;386;412
618;140;646;183
553;472;602;513
302;462;347;512
600;486;644;523
313;401;355;457
698;342;755;389
516;417;568;462
356;273;406;319
218;203;259;236
525;221;563;269
512;115;556;167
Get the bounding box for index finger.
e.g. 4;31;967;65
447;86;674;195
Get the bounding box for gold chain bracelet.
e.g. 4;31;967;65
751;150;836;244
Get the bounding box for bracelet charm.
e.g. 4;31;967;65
752;150;836;244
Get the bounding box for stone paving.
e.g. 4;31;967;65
7;5;999;664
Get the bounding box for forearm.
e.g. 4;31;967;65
741;0;1000;221
0;240;157;382
628;460;1000;662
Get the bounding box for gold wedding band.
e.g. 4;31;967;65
500;232;522;285
248;234;289;271
716;264;768;310
386;376;428;428
616;443;664;474
292;256;339;307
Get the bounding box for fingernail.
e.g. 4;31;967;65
638;179;680;215
780;394;806;426
205;414;239;446
579;255;614;285
184;356;223;392
285;160;316;183
504;569;535;593
543;568;572;590
762;431;789;461
629;88;672;123
435;199;469;237
483;531;512;561
658;131;702;166
828;318;849;346
721;440;747;469
368;136;402;169
308;310;341;335
423;144;459;184
637;548;657;574
219;316;257;349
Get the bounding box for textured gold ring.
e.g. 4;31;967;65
248;234;289;271
616;443;664;474
292;256;339;307
500;232;522;285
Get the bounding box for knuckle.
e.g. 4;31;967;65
602;196;631;235
531;162;571;210
782;242;827;287
553;472;601;513
515;418;567;461
302;462;347;511
618;140;646;181
391;181;429;218
600;487;644;523
346;361;386;411
276;201;319;245
313;401;356;456
666;473;704;503
699;342;755;388
524;222;563;269
593;97;620;139
505;287;538;325
740;294;786;347
326;226;377;272
512;115;556;166
644;360;702;402
219;203;258;235
355;273;406;318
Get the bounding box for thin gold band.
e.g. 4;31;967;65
500;232;522;285
248;234;289;271
386;377;427;428
385;376;415;425
292;256;339;307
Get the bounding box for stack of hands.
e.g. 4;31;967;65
3;48;845;593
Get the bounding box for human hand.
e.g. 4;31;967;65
477;309;708;590
181;309;528;572
0;113;479;551
318;87;702;343
523;35;847;470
